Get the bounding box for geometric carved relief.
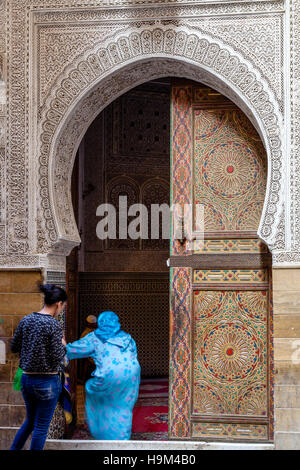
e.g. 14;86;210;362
105;86;170;181
0;0;6;259
112;90;170;157
106;177;139;251
0;147;5;225
80;82;171;261
0;225;5;254
291;0;300;256
38;25;284;255
105;175;170;251
141;179;170;251
38;26;119;103
192;15;284;108
3;1;289;269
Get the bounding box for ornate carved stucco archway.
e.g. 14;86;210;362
38;25;284;258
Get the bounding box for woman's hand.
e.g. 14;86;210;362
62;335;67;346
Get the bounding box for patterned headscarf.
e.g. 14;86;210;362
94;311;121;342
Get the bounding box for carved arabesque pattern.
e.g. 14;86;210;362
271;0;300;264
0;2;6;256
39;26;121;103
37;24;284;257
3;1;288;267
186;15;283;108
291;0;300;254
33;0;285;20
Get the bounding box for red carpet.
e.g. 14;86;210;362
132;378;168;440
137;378;169;397
72;377;169;441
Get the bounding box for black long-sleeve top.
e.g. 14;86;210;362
11;312;66;373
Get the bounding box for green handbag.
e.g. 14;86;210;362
13;366;23;391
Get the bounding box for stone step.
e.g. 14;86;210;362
45;439;274;451
0;426;30;450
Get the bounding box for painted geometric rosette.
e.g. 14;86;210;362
237;291;268;322
194;109;226;139
201;323;260;382
193;382;224;415
201;201;225;232
233;111;262;142
236;200;266;230
193;290;223;320
237;383;268;417
202;142;260;198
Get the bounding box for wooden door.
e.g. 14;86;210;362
169;82;272;442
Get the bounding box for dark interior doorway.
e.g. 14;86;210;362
66;78;172;440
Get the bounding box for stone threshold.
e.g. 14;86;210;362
45;439;274;451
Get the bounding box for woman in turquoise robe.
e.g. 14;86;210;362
66;311;141;440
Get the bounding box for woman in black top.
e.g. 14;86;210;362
10;284;67;451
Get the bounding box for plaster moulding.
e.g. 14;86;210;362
37;24;284;256
5;1;289;268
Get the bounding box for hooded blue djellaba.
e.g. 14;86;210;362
66;311;141;440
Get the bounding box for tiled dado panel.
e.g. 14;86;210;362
273;268;300;449
0;270;43;446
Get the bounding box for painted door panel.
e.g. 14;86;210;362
169;83;272;441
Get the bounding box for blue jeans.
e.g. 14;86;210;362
10;373;62;450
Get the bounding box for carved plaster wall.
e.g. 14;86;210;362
0;1;6;257
0;0;297;270
40;26;284;259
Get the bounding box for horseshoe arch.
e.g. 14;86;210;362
38;25;283;256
